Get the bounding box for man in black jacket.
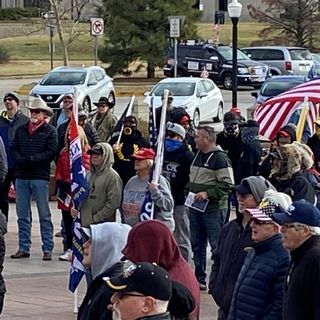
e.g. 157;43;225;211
11;98;58;261
272;199;320;320
163;122;194;262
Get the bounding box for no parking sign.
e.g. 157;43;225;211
90;18;104;36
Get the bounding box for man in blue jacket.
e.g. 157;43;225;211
228;200;290;320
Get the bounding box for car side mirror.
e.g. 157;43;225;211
144;91;150;96
251;92;258;98
210;56;219;61
199;92;208;98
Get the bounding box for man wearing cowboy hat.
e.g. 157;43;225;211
89;97;117;142
11;98;58;261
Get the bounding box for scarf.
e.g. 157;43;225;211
28;120;45;135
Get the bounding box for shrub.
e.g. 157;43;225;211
0;8;39;20
0;45;9;64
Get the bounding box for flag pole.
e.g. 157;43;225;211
296;97;309;142
116;95;135;147
73;287;78;313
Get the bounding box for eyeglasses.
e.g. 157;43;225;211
98;104;107;108
113;292;146;300
4;98;13;102
250;218;274;225
281;223;305;231
63;100;73;104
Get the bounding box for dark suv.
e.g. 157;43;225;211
163;43;268;89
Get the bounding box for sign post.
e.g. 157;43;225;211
90;18;104;66
42;11;56;70
168;16;185;78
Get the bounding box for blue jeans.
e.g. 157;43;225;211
189;207;227;284
16;179;54;253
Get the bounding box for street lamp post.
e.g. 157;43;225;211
228;0;242;109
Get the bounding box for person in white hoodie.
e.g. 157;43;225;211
78;222;131;320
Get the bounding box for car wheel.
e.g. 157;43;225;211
193;109;200;127
82;97;91;113
108;91;116;106
213;102;223;123
222;73;233;90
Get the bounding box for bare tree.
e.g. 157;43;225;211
248;0;320;48
49;0;91;66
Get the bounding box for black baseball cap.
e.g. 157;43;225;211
104;262;172;301
87;145;103;155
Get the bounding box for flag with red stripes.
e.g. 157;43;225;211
254;78;320;140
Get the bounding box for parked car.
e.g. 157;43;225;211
163;42;268;90
143;77;224;127
30;66;115;111
247;75;307;119
309;53;320;78
241;46;313;76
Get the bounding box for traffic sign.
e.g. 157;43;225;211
168;16;186;38
90;18;104;36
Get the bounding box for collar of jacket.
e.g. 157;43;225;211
290;235;320;264
252;233;283;254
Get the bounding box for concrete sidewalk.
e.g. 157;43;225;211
2;202;218;319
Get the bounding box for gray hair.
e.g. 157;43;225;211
154;299;169;313
309;226;320;236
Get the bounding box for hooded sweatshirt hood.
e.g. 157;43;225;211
241;176;276;204
90;222;131;279
91;142;114;174
121;220;200;318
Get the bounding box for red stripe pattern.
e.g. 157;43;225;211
254;79;320;140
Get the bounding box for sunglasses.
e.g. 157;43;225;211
98;104;108;108
113;292;146;300
30;109;42;114
250;218;274;225
63;100;73;104
4;98;13;102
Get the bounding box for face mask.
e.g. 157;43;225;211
224;123;239;135
165;138;183;152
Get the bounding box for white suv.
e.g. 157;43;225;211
30;66;115;112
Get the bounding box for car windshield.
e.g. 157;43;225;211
312;53;320;64
260;78;305;97
289;49;313;61
217;47;250;60
40;71;87;85
151;82;196;96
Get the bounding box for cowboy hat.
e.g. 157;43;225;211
28;98;54;117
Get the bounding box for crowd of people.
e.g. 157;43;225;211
0;90;319;320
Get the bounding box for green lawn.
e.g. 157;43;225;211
0;22;265;61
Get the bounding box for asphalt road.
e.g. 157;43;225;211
0;77;256;130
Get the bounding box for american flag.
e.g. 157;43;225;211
68;114;89;292
254;78;320;140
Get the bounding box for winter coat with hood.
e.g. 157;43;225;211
269;144;315;204
78;222;131;320
121;220;200;320
80;142;123;227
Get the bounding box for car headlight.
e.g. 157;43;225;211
238;67;249;74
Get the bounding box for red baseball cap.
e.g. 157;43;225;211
133;148;155;160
